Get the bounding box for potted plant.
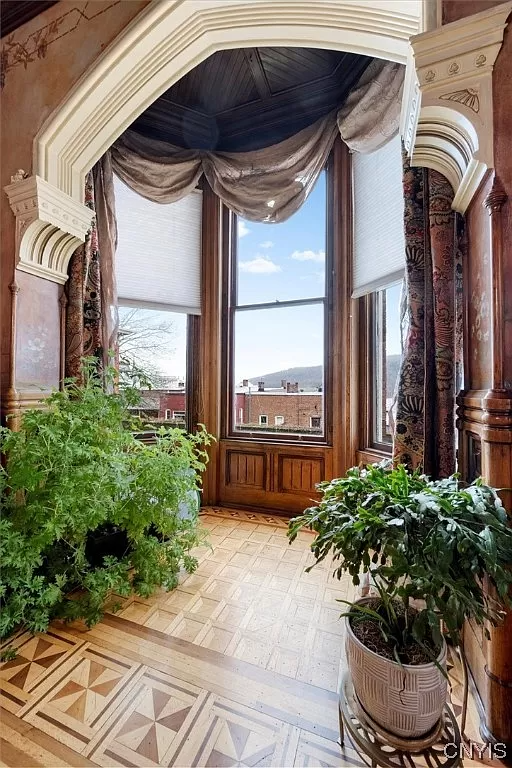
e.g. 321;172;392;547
0;359;213;640
288;461;512;739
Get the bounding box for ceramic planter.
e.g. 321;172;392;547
345;598;447;738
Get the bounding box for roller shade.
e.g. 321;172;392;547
114;175;202;314
352;133;405;298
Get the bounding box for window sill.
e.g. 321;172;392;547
356;447;392;465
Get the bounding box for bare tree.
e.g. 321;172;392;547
118;307;177;385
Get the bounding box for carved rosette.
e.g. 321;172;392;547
4;175;94;284
401;1;512;213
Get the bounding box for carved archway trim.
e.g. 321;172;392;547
401;1;512;213
5;0;511;282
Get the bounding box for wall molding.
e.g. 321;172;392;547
4;174;93;284
401;1;512;212
33;0;424;202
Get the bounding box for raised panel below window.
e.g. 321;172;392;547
219;440;332;513
226;450;266;489
278;455;324;494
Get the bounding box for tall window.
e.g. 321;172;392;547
114;176;202;428
352;134;405;454
372;282;402;446
225;171;329;440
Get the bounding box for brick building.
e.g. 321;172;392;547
234;382;323;432
131;389;186;422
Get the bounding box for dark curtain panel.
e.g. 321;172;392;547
393;151;464;479
65;156;118;381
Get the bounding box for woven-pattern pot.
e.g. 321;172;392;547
345;601;447;738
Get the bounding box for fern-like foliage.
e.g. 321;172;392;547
0;359;213;638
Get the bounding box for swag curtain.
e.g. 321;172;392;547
111;60;404;223
393;153;464;479
64;57;404;378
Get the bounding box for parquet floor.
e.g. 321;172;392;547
0;508;482;767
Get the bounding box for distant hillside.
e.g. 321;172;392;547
248;366;323;390
250;356;402;395
386;354;401;397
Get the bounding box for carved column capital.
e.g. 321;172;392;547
484;179;507;213
401;1;512;213
3;175;94;284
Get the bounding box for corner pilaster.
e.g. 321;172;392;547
401;1;512;213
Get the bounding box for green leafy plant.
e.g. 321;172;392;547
288;461;512;664
0;359;213;639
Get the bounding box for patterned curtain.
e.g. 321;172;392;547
65;157;118;382
393;151;464;479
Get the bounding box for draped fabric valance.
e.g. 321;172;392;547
111;59;404;223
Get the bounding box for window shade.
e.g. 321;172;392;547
352;133;405;298
114;175;202;314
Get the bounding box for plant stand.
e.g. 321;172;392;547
338;672;462;768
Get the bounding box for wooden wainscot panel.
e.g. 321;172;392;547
226;449;266;489
218;439;333;514
277;454;324;494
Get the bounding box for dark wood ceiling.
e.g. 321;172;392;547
132;47;372;152
1;1;57;37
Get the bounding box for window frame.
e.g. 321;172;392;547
259;414;268;426
274;415;284;426
359;281;402;456
117;303;196;433
221;160;333;444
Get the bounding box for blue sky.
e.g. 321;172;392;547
234;172;327;380
120;171;402;382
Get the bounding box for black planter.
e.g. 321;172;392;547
85;525;130;567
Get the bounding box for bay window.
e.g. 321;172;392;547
223;170;330;441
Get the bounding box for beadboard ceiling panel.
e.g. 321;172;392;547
1;1;57;37
132;46;372;152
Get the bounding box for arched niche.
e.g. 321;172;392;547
5;0;511;283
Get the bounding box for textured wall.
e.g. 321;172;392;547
1;0;148;409
442;0;508;24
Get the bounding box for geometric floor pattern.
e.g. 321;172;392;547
0;507;483;767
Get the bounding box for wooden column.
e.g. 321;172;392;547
197;182;223;505
2;280;20;428
458;174;512;747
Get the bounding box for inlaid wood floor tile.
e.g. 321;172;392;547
0;630;86;715
1;507;480;767
22;645;143;754
295;729;365;767
169;616;207;643
143;609;179;634
237;540;262;556
170;692;299;768
89;670;205;767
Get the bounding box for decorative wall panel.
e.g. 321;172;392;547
219;440;332;514
278;456;324;495
226;451;266;490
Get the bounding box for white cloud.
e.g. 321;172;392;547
238;221;250;238
290;249;325;263
259;240;274;249
239;255;282;274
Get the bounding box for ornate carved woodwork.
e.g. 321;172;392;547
401;1;512;212
4;174;93;284
457;173;512;747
